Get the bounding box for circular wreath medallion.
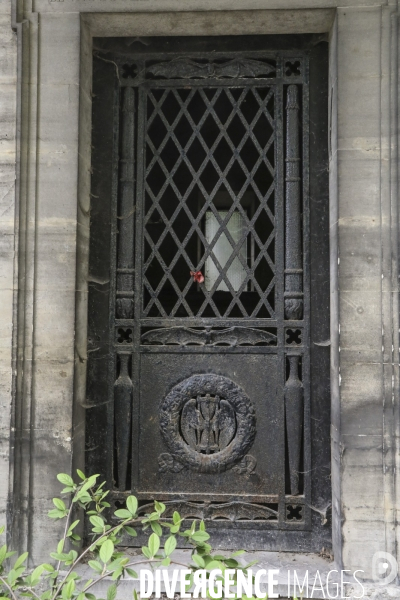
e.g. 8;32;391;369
159;374;256;474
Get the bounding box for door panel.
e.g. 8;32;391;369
139;354;280;498
86;35;330;552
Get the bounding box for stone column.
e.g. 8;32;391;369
332;5;400;585
0;0;17;529
10;12;81;563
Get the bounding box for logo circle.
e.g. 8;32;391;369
372;551;398;586
159;374;256;473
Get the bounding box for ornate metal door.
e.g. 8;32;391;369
86;36;331;551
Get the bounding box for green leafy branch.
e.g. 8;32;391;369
0;471;263;600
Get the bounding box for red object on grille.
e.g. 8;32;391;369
190;270;204;284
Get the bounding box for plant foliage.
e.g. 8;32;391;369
0;472;271;600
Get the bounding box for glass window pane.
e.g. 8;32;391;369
205;210;247;292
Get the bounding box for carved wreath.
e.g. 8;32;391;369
159;374;256;474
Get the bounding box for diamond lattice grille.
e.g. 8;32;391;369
143;86;276;318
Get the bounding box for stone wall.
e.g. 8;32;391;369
0;0;16;537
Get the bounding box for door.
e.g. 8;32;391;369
85;35;331;552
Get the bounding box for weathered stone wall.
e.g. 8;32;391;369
0;0;16;532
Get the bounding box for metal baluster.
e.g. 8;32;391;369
114;352;132;490
284;85;303;320
285;355;303;496
116;86;135;319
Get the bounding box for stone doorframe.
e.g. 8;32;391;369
7;0;400;583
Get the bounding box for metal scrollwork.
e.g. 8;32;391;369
232;454;257;478
158;453;186;473
141;326;276;347
159;374;256;474
147;57;275;80
138;500;278;521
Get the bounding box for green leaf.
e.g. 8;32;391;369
161;557;171;567
148;533;160;557
77;469;86;480
77;493;92;505
85;594;96;600
172;511;180;525
67;520;80;536
170;525;179;534
0;526;4;535
201;543;212;554
192;554;205;568
57;474;74;487
48;509;66;520
42;564;54;572
151;522;162;536
126;568;138;578
14;552;29;569
89;515;104;529
57;540;64;554
50;553;70;561
53;498;66;511
191;531;210;542
133;590;139;600
199;520;206;531
114;509;132;520
100;539;114;563
0;545;7;564
111;567;123;581
154;501;166;514
141;546;151;559
231;550;246;557
78;475;99;497
88;560;103;574
107;584;117;600
205;560;224;571
65;578;75;598
164;536;176;557
126;496;138;516
31;564;47;585
124;526;137;537
147;512;160;522
224;559;239;568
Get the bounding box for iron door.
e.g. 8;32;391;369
86;35;331;551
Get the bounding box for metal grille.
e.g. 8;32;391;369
143;86;275;318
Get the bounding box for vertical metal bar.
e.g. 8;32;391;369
113;86;135;490
275;76;286;522
284;354;304;496
284;85;303;320
116;87;135;319
107;81;121;492
114;352;133;490
132;82;146;492
302;60;311;512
